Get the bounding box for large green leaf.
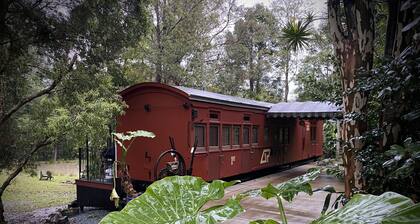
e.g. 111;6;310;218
248;169;321;224
312;192;420;224
260;169;321;201
112;130;156;142
100;176;243;224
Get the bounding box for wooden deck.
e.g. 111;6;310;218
208;163;344;224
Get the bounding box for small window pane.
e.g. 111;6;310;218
210;111;219;120
243;126;250;144
210;125;219;146
264;127;269;145
252;126;258;143
273;127;278;144
311;127;316;142
284;127;289;144
279;128;284;144
233;126;240;145
223;126;231;146
194;125;205;147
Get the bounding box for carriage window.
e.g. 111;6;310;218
252;126;258;144
233;126;240;145
243;126;250;145
264;127;269;145
310;126;316;142
194;124;205;148
243;114;250;122
279;128;284;144
209;125;219;147
222;126;231;146
209;111;220;120
283;127;290;144
279;127;290;144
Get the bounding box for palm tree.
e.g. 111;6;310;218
281;14;313;51
280;14;314;102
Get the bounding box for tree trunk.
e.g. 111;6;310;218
0;197;4;224
328;0;374;198
53;145;58;162
249;48;255;93
0;137;51;223
154;0;163;83
284;51;290;102
0;55;76;128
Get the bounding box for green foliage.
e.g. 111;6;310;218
0;0;150;170
112;130;156;143
356;44;420;199
281;15;313;51
100;176;243;224
248;169;321;224
260;169;320;202
250;219;280;224
312;192;420;224
217;4;280;100
294;23;341;103
323;121;337;159
383;138;420;179
112;130;155;163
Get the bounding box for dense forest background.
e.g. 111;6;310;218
1;0;338;163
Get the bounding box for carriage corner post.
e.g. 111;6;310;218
75;82;341;210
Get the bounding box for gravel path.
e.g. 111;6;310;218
69;208;109;224
5;206;109;224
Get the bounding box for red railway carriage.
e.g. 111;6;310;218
75;82;340;209
117;82;339;181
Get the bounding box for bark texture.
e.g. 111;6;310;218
328;0;374;198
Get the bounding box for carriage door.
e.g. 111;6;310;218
271;126;282;165
208;124;221;179
280;127;289;165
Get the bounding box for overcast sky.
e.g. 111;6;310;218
238;0;327;14
235;0;328;101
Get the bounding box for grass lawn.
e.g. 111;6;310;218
0;173;77;214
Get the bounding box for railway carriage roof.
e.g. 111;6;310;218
174;86;274;110
121;83;341;118
267;101;341;118
175;86;341;118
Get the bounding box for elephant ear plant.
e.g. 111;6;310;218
249;169;321;224
112;130;155;200
312;191;420;223
100;176;243;224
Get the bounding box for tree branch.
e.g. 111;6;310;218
0;54;77;128
163;0;206;36
0;136;52;196
209;0;234;43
